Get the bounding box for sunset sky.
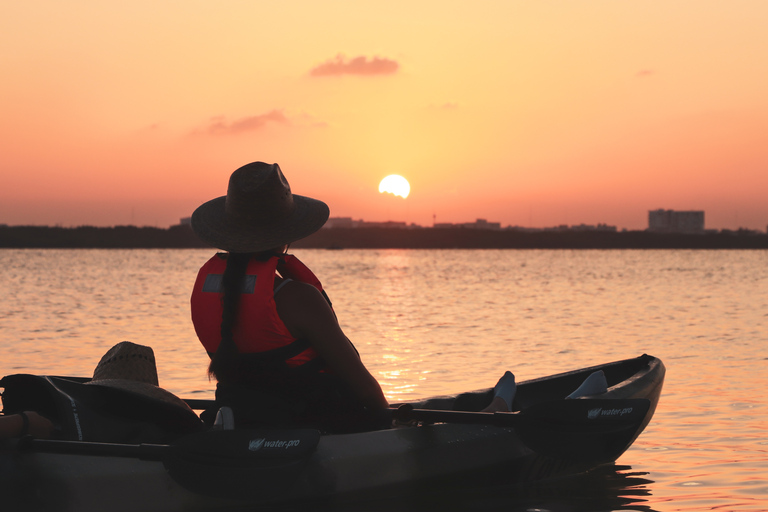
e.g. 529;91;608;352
2;1;767;230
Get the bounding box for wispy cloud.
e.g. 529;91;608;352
636;69;655;78
310;54;399;77
192;110;330;136
204;110;289;135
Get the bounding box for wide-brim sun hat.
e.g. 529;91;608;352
87;341;195;415
191;162;330;253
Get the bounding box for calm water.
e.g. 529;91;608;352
1;248;767;511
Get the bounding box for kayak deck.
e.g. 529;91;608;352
0;354;665;511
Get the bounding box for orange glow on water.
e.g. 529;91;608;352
1;249;767;509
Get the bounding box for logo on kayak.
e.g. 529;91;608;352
248;438;266;451
248;438;302;451
587;407;634;419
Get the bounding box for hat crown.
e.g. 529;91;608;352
190;161;329;253
224;162;295;224
92;341;159;386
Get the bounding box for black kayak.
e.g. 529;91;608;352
0;354;664;512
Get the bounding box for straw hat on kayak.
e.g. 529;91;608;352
88;341;194;414
191;162;330;253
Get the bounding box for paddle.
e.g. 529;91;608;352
392;398;652;461
393;398;650;427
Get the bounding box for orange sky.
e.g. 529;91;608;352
2;1;767;230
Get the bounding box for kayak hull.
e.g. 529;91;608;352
1;354;665;511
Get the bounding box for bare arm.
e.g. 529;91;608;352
275;281;389;410
0;411;54;439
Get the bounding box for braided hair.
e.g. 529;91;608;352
207;250;280;381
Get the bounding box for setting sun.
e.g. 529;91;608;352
378;175;410;199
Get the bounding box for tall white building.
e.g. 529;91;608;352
648;209;705;233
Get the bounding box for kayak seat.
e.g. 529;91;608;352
566;370;608;399
212;406;235;430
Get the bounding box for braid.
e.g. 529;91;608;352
208;252;252;381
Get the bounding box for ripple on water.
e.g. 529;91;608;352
2;248;767;511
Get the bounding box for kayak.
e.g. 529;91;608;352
0;354;664;512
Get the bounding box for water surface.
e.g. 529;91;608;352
1;249;766;510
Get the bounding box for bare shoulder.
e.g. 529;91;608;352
274;281;336;338
275;279;326;307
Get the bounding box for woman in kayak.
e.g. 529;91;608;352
190;162;389;432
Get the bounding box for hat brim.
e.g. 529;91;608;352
88;379;195;415
191;194;329;253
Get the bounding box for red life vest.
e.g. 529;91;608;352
190;253;328;369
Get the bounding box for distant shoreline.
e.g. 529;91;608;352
2;225;767;249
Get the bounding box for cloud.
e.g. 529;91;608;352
636;69;655;77
205;110;289;135
310;54;399;77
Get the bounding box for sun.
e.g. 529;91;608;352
378;175;410;199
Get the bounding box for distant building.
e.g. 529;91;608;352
179;217;191;226
575;223;616;232
435;219;501;230
322;217;410;229
558;223;617;232
359;220;408;229
464;219;501;230
506;223;617;233
323;217;356;228
648;209;704;233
